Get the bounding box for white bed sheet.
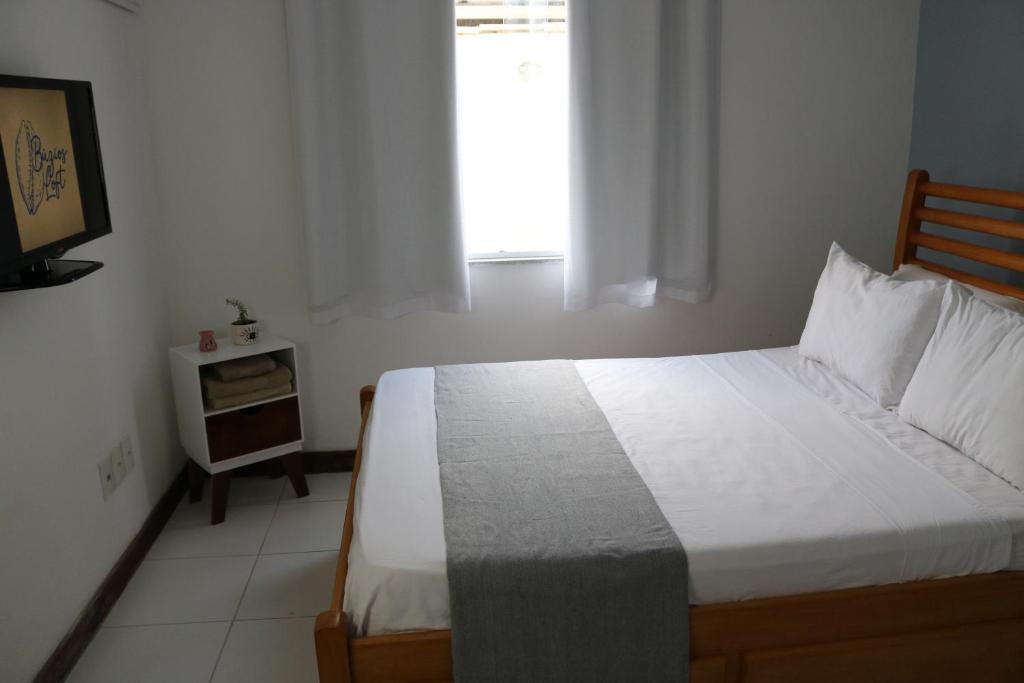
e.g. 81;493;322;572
344;348;1024;636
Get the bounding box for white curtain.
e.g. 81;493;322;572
565;0;720;311
286;0;470;323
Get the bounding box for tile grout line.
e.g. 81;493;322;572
205;622;233;683
133;553;258;564
143;547;342;562
208;486;284;683
99;613;322;631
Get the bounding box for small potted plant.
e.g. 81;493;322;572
226;298;259;346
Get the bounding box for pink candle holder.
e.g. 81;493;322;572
198;330;218;352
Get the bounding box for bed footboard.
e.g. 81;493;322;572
324;572;1024;683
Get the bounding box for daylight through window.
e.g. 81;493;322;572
455;0;568;259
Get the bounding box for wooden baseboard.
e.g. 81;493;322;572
32;465;188;683
302;449;355;473
232;449;355;477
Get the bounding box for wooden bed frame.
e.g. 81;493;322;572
316;170;1024;683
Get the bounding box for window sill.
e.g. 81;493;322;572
468;252;564;265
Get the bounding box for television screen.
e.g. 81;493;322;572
0;75;111;278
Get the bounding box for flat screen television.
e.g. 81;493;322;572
0;75;111;291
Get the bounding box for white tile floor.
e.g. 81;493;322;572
69;472;352;683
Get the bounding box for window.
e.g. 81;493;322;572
455;1;568;260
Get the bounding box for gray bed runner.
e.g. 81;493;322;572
435;360;689;682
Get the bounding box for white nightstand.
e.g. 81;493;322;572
169;335;308;523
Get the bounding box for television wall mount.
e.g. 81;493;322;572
0;258;103;292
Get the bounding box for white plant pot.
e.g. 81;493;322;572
231;321;259;346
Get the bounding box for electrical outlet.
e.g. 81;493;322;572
110;444;127;485
120;434;135;474
98;455;116;499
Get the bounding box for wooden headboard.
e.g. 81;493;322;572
894;169;1024;300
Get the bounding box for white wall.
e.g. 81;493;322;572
908;0;1024;286
0;2;181;681
144;0;921;450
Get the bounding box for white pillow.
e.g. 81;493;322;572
798;243;945;408
892;263;1024;315
899;285;1024;491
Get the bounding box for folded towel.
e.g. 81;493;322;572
202;364;294;400
206;382;293;411
209;354;277;382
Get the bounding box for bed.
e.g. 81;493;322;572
316;170;1024;683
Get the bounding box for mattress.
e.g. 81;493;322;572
344;347;1024;636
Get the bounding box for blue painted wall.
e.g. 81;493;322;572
908;0;1024;283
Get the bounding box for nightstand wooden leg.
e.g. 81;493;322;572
265;458;286;479
282;452;309;499
187;459;205;503
211;472;231;525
